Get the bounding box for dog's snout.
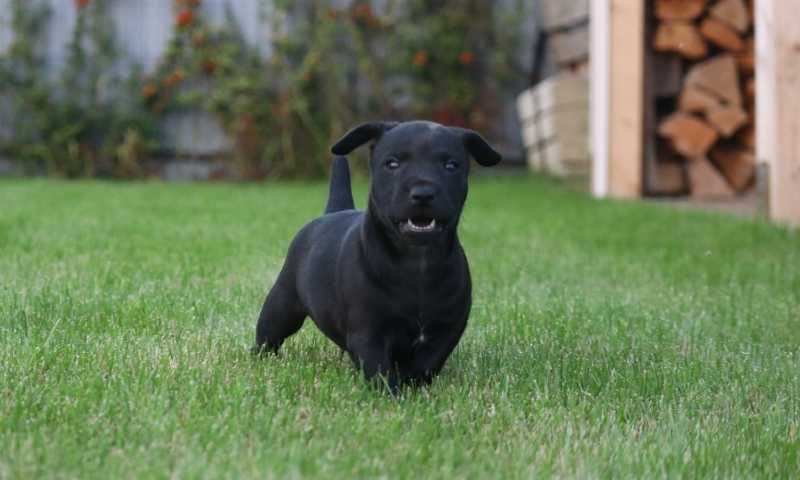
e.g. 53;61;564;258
410;184;437;204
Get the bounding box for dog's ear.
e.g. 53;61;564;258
331;122;398;155
453;128;502;167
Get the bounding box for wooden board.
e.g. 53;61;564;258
609;0;644;197
541;0;589;31
517;71;589;178
516;72;588;119
549;23;590;66
771;0;800;226
590;0;610;197
520;104;588;147
650;161;689;195
526;140;591;177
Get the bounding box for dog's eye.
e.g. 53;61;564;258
444;160;459;171
385;158;400;170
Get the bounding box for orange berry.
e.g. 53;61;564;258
141;82;158;99
164;69;185;87
176;9;194;27
412;51;428;67
458;51;475;66
202;59;217;75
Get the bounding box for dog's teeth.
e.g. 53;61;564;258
405;218;436;232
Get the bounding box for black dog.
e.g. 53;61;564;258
254;120;501;389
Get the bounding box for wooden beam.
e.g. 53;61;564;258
608;0;645;197
590;0;610;197
755;0;775;170
770;0;800;226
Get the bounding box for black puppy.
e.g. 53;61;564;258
254;120;501;389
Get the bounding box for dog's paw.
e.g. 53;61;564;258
250;344;275;358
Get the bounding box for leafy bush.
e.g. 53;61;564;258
0;0;159;178
0;0;526;179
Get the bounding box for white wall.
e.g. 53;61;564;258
1;0;538;158
0;0;269;155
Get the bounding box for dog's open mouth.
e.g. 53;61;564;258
398;216;442;235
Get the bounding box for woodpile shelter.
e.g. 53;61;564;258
519;0;799;227
592;0;799;226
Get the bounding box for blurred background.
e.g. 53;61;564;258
2;0;797;226
0;0;548;181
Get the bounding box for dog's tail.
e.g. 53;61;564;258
324;155;355;214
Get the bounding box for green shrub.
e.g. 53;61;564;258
0;0;525;180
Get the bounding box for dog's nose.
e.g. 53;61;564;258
410;184;437;204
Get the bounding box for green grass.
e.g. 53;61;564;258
1;177;798;479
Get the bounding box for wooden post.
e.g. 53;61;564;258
608;0;645;197
771;1;800;226
590;0;610;197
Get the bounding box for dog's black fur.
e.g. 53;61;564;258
254;120;501;389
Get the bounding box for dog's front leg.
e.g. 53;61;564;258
409;323;466;383
346;331;400;392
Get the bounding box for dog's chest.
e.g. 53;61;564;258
394;262;468;332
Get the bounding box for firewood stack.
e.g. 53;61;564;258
651;0;755;198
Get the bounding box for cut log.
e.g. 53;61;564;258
710;0;750;33
744;76;755;101
706;105;748;137
651;161;688;195
684;54;742;105
653;22;708;59
699;17;744;52
710;146;755;191
737;124;755;148
688;157;736;198
655;0;707;21
658;113;719;158
679;85;723;113
735;36;755;74
744;77;755;101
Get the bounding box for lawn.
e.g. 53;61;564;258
1;177;798;478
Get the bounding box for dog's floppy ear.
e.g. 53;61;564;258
331;121;398;155
453;128;502;167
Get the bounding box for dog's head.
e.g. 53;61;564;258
332;120;501;246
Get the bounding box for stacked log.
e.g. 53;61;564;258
650;0;755;198
541;0;589;71
516;0;589;179
517;72;590;177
